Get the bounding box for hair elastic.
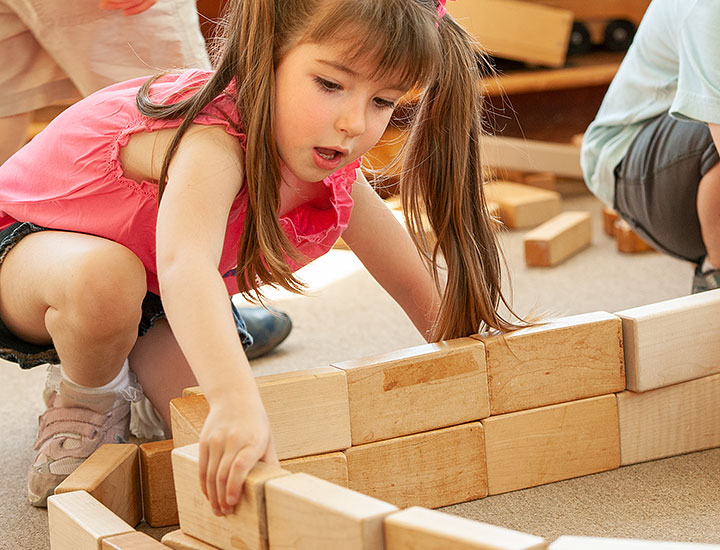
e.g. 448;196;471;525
436;0;455;19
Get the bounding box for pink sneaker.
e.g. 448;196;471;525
27;383;130;507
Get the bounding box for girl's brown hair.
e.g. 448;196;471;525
137;0;521;340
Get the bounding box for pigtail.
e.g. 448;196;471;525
401;13;523;341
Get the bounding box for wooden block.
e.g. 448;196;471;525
172;443;291;550
483;181;562;229
448;0;573;68
615;218;654;253
483;395;620;495
522;171;557;192
617;373;720;465
55;443;142;527
162;530;223;550
344;423;487;509
550;535;720;549
385;506;547;549
47;490;135;550
332;338;489;445
280;452;349;487
483;137;582;179
616;289;720;392
265;472;398;550
473;312;625;415
524;211;592;267
139;439;178;528
102;532;168;549
602;206;619;237
171;367;351;460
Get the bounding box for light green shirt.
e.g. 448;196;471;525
581;0;720;206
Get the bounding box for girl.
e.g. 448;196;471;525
0;0;518;516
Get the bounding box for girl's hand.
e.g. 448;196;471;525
98;0;157;16
198;397;279;516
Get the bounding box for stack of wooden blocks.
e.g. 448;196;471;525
45;289;720;549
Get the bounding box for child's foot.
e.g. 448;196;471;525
692;264;720;294
26;383;130;507
234;306;292;359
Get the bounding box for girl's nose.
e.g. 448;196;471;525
336;102;366;137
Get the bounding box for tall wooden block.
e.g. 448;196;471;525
139;439;178;527
483;181;562;229
524;211;592;267
616;290;720;392
550;536;720;549
617;373;720;465
483;395;620;495
332;338;489;445
102;532;168;549
55;443;141;527
280;452;349;487
344;423;487;509
171;367;351;460
384;506;547;550
265;472;398;550
172;443;290;550
162;530;223;550
47;490;134;550
473;312;625;415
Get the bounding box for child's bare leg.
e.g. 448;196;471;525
0;112;32;165
697;161;720;268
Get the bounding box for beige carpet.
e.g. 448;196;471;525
3;192;718;549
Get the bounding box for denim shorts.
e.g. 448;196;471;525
614;112;720;264
0;222;252;369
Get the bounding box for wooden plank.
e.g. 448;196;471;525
615;289;720;392
384;506;547;550
139;439;178;528
55;443;142;527
617;373;720;465
344;423;487;509
550;535;720;549
280;452;349;487
171;443;290;550
171;367;351;460
102;532;168;549
483;181;562;229
524;211;592;266
615;219;654;253
332;338;489;445
162;530;223;550
47;490;135;550
265;472;398;550
473;312;625;415
483;137;582;179
483;395;620;495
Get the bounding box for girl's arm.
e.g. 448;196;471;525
341;171;441;341
155;124;277;516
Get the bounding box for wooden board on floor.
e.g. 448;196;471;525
550;536;720;549
55;443;141;527
332;338;489;445
162;530;223;550
483;181;562;229
384;506;546;550
524;211;592;267
172;443;290;550
280;452;349;487
483;395;620;495
483;137;582;179
47;490;135;550
102;531;168;549
617;373;720;465
344;422;487;509
265;473;398;550
616;289;720;392
473;312;625;415
139;439;178;528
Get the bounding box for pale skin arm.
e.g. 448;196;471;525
341;172;441;341
697;123;720;267
156;125;278;516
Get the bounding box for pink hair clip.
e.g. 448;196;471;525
436;0;455;19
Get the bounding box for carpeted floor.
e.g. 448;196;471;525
2;191;718;549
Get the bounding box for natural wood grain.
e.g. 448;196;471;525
614;219;654;253
280;452;349;487
139;439;178;528
162;530;223;550
101;531;168;549
483;181;562;229
524;211;592;266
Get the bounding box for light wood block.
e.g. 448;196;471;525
615;218;654;253
345;422;487;509
473;312;625;415
55;443;141;527
171;367;351;460
524;211;592;266
102;531;168;549
483;137;582;179
172;443;290;550
616;289;720;392
162;530;223;550
602;206;620;237
550;535;720;549
483;395;620;495
139;439;178;527
385;506;546;549
617;373;720;465
265;472;398;550
280;452;349;487
522;171;557;192
48;490;135;550
332;338;489;445
483;181;562;229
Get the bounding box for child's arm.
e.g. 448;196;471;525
154;125;277;516
341;171;441;341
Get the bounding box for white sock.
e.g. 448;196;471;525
702;257;718;273
47;360;135;412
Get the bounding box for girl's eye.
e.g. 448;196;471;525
373;97;396;110
315;77;341;92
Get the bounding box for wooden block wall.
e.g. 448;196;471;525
162;530;223;549
483;181;562;229
139;439;178;528
101;531;168;549
524;211;592;267
280;452;349;487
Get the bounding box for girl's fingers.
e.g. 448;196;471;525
225;450;255;509
203;440;224;516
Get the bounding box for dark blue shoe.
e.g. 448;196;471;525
233;306;292;359
692;264;720;294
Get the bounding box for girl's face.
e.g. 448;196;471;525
274;41;407;183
